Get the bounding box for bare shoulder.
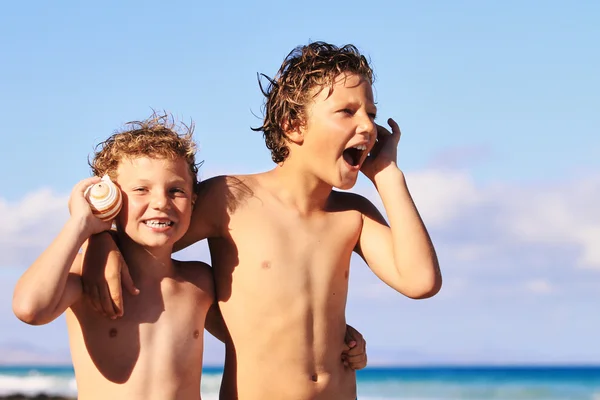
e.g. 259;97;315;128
329;190;375;212
329;190;388;224
198;174;256;214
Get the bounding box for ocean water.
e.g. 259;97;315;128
0;365;599;399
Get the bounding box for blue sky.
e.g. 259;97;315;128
1;1;599;366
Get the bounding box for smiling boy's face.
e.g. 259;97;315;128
114;156;196;250
295;73;378;190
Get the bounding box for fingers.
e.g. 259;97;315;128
74;176;101;195
345;340;368;370
69;177;101;215
86;285;105;316
346;352;368;370
98;284;118;319
387;118;401;141
106;271;124;318
344;324;359;346
120;263;140;296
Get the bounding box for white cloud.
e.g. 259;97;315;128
356;169;600;272
524;279;555;295
0;188;69;267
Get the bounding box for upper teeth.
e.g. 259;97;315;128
145;220;172;227
353;144;367;151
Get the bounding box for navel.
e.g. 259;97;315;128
261;261;271;270
109;328;118;338
310;373;318;382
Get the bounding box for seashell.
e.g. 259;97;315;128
85;174;122;221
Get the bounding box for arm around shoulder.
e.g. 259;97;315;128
174;175;230;252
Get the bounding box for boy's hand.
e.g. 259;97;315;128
361;118;402;183
81;233;138;319
342;324;367;370
69;177;112;236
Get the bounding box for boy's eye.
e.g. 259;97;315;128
339;108;354;115
170;188;186;195
133;187;147;192
368;113;377;120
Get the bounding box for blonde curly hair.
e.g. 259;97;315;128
90;112;200;191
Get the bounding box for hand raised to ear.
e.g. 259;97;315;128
361;118;402;183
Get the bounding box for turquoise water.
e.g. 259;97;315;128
1;365;599;399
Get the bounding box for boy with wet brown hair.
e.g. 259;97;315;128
84;41;441;399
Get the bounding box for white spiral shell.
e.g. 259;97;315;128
85;175;123;221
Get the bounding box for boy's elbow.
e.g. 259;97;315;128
12;295;48;326
403;267;442;299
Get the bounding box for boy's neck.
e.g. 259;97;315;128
116;233;176;280
266;161;333;213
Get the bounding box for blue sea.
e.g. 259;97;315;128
0;365;599;399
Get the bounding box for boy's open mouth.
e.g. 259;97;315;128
343;144;367;167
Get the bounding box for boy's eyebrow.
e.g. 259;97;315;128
336;99;378;113
128;178;189;186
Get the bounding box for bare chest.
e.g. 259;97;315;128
210;200;362;301
68;280;210;382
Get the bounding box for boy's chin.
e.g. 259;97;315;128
334;179;358;191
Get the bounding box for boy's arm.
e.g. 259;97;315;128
357;119;441;299
12;177;111;325
80;176;228;318
204;302;229;343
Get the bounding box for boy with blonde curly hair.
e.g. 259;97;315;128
13;114;215;399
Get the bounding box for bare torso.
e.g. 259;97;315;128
200;174;364;400
67;260;213;400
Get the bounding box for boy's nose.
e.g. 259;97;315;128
357;113;377;139
151;192;169;209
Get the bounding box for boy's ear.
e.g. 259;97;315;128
283;118;304;145
191;193;197;207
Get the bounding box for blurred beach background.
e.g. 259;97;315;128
1;1;598;399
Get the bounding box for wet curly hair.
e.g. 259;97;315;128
90;112;200;191
252;41;374;164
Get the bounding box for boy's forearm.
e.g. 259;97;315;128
13;218;87;323
374;166;441;296
204;303;228;343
